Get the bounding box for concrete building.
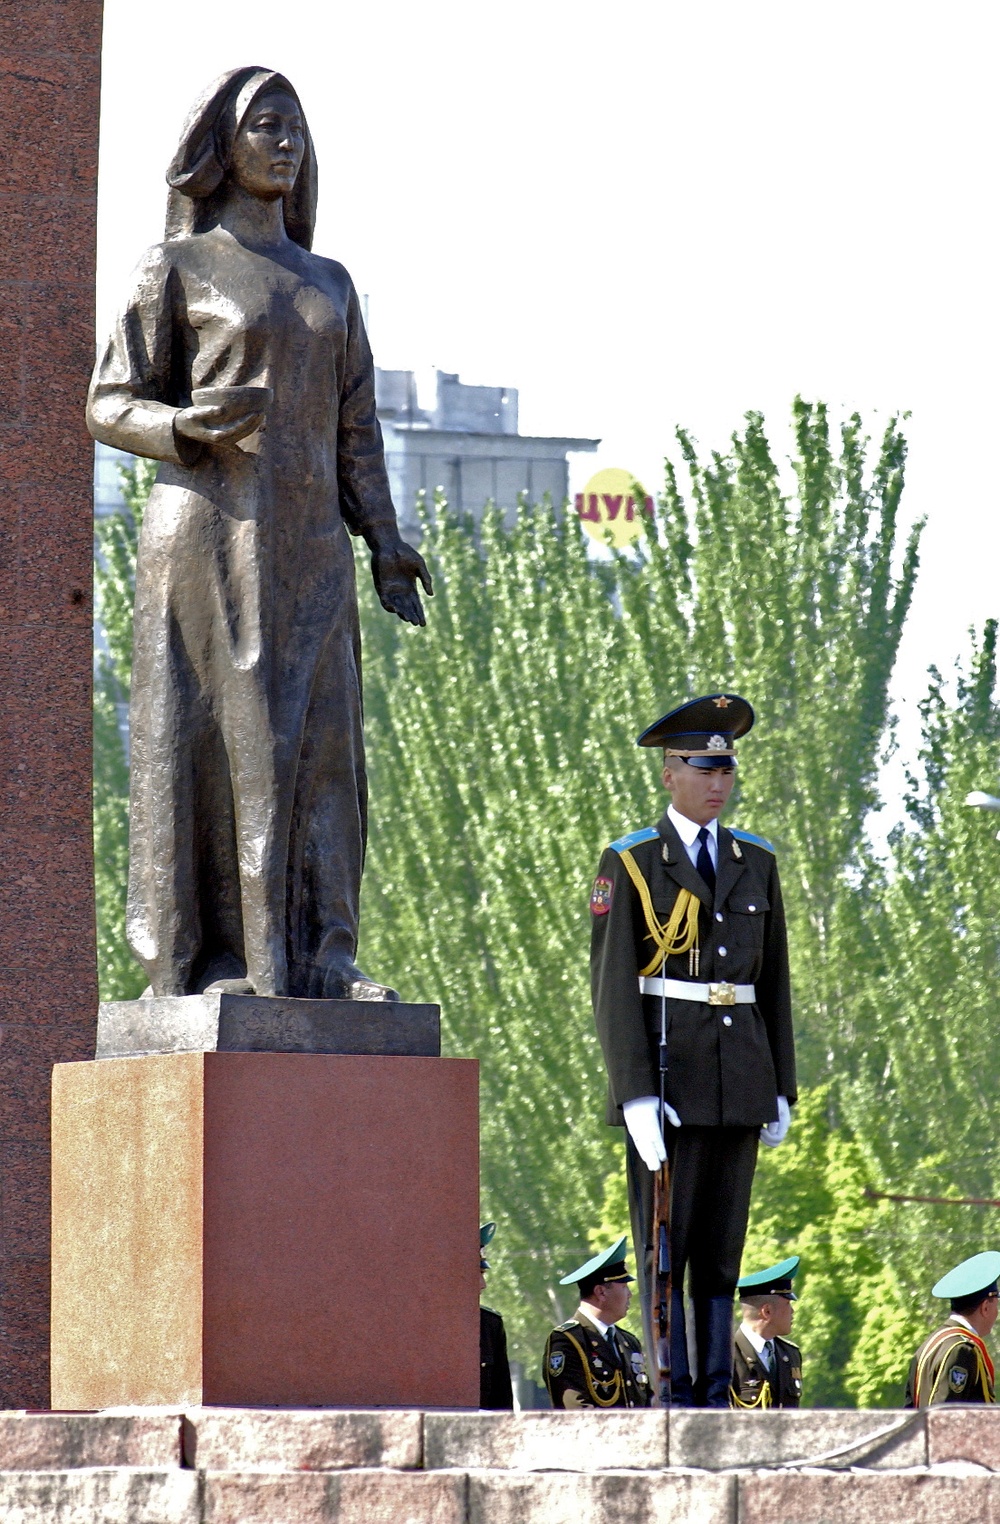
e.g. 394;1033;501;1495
94;368;599;535
376;369;598;536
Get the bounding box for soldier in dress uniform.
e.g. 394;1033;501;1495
730;1256;802;1408
905;1251;1000;1406
543;1238;653;1409
590;695;797;1406
479;1222;514;1409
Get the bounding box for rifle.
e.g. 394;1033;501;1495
651;961;672;1406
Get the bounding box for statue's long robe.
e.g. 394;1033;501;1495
88;227;400;996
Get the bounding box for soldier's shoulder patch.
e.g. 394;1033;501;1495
590;876;614;915
949;1364;969;1393
730;827;777;854
548;1350;566;1376
609;826;658;854
555;1320;580;1332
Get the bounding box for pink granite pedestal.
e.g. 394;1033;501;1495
50;1051;479;1409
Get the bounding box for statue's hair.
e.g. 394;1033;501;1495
164;66;317;249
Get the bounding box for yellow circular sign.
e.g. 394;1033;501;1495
574;468;654;547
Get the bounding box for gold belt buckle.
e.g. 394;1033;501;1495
708;982;736;1006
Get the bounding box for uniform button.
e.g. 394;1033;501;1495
722;1015;733;1027
715;912;723;923
718;946;727;957
748;903;757;913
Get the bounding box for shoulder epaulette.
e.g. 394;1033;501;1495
609;826;658;854
555;1319;580;1332
481;1304;502;1317
731;827;776;854
777;1335;800;1351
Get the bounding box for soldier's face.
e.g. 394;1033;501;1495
661;759;735;825
595;1279;632;1325
766;1295;794;1336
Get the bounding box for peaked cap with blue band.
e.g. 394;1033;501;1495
559;1235;634;1287
932;1251;1000;1302
637;693;755;765
737;1255;800;1299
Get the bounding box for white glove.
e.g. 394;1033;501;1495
623;1095;679;1172
760;1095;791;1148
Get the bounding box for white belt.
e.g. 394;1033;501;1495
639;977;756;1007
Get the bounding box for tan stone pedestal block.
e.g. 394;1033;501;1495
50;1052;479;1409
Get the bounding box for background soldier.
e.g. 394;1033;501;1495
543;1238;652;1409
731;1256;802;1408
479;1222;513;1409
905;1251;1000;1406
590;695;796;1406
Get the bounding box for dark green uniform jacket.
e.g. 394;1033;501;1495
543;1313;653;1409
591;811;796;1126
480;1305;514;1409
905;1318;996;1406
730;1327;802;1407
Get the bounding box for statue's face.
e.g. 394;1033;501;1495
230;89;305;202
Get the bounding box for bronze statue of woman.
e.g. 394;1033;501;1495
88;67;431;1001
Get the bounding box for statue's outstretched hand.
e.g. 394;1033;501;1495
372;538;433;626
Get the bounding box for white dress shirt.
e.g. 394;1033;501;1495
667;805;718;871
578;1302;614;1339
739;1322;773;1366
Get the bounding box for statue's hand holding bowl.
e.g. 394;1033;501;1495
176;385;273;445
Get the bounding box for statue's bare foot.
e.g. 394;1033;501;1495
194;954;254;996
321;957;400;1002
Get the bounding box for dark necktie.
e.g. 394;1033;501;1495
606;1326;621;1369
763;1339;775;1374
696;826;716;898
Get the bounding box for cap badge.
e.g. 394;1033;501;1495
707;734;727;750
713;696;733;708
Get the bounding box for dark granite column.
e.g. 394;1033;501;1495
0;0;102;1406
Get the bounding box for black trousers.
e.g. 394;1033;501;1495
626;1124;759;1385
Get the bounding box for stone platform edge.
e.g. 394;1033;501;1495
2;1407;1000;1521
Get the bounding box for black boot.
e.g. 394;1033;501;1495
693;1296;735;1407
670;1288;695;1407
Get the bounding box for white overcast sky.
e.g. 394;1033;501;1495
98;0;1000;793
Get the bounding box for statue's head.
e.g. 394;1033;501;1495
165;67;317;248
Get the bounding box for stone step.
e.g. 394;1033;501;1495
0;1408;998;1522
0;1467;998;1524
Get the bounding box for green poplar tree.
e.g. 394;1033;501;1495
93;459;154;1000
